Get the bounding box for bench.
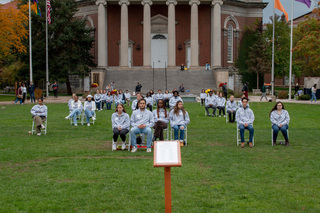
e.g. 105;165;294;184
252;89;261;95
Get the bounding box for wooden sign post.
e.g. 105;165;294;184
154;141;182;213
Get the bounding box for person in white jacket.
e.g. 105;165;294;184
111;103;130;150
169;91;183;109
152;99;169;141
200;89;207;106
94;90;102;111
217;93;226;117
31;97;47;136
270;101;290;146
205;91;216;117
124;90;131;107
84;95;96;126
65;96;83;126
169;101;190;146
226;95;237;123
131;93;143;111
236;97;254;148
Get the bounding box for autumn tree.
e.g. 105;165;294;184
293;2;320;76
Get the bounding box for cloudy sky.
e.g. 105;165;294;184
0;0;315;23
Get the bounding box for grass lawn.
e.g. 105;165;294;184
0;102;320;212
0;95;16;102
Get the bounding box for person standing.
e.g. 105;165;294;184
260;83;268;101
270;101;290;146
52;82;58;98
135;82;142;93
311;84;317;103
294;83;300;95
14;84;23;105
21;83;27;103
222;82;228;100
236;97;254;148
29;81;36;103
112;103;130;151
242;82;249;99
130;99;154;153
31;97;47;136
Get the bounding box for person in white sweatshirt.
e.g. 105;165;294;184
226;95;237;123
152;99;169;141
84;95;96;126
111;103;130;150
65;96;83;126
270;101;290;146
169;101;190;146
200;89;207;106
31;97;47;136
216;92;226;117
236;97;254;148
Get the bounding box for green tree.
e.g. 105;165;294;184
246;31;271;89
293;3;320;76
18;0;95;94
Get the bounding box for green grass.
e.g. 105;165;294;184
0;95;16;102
0;102;320;212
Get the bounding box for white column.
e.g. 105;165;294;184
142;0;152;67
96;0;107;68
119;0;130;67
212;0;223;68
166;0;177;67
189;0;200;68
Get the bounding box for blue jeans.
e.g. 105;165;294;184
172;125;186;141
30;92;35;102
106;101;112;110
206;64;210;71
311;93;317;102
69;109;81;125
130;127;152;148
14;97;22;104
84;109;95;123
239;124;254;143
95;102;101;110
272;124;288;141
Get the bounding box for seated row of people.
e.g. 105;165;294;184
94;89;131;110
112;99;190;153
205;91;226;117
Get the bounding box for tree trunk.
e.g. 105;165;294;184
66;76;72;95
257;72;259;89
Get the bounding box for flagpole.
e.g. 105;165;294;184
272;5;275;99
29;0;33;82
289;0;294;100
46;0;49;97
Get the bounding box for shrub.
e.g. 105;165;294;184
278;91;288;99
298;94;310;100
234;93;243;98
34;88;43;99
227;89;234;95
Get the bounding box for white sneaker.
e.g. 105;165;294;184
74;124;78;126
147;148;151;153
37;133;41;136
131;146;138;153
92;117;96;121
112;142;117;151
41;124;46;129
65;116;69;120
122;142;126;150
87;123;90;126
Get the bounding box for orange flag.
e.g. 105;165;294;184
274;0;288;22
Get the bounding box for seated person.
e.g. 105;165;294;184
101;90;107;110
179;84;185;93
217;92;226;117
68;93;76;108
200;89;207;106
118;89;126;104
155;89;164;104
130;99;154;153
65;95;83;126
31;97;47;136
205;91;216;117
84;95;96;126
131;93;143;111
145;92;154;111
238;95;250;109
236;97;254;148
124;90;131;107
94;90;102;111
205;62;210;71
169;101;190;146
180;63;184;71
105;91;113;110
270;101;290;146
152;99;169;141
163;90;170;108
112;103;130;151
169;91;183;110
114;91;123;107
226;95;237;123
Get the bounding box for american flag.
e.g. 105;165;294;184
47;0;51;24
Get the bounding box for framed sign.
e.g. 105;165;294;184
154;141;181;167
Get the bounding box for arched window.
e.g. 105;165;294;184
227;24;233;63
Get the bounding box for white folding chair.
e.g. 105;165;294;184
69;110;83;125
112;132;130;151
271;128;289;146
152;125;170;141
237;125;254;146
170;126;188;145
128;129;150;150
32;119;47;135
81;111;96;125
204;107;217;117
